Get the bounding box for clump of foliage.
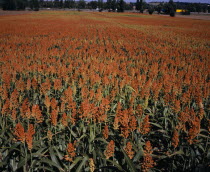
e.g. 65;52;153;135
148;6;154;15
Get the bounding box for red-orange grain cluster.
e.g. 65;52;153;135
0;11;209;170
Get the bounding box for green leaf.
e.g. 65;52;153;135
167;150;184;158
125;85;136;92
75;154;88;172
121;146;136;172
198;134;209;138
89;125;95;142
0;145;21;153
133;149;144;162
33;136;48;147
32;148;48;157
207;148;210;159
111;103;118;112
10;158;18;171
197;144;205;152
2;143;22;164
54;146;64;160
77;134;87;142
150;122;163;129
40;158;64;171
17;155;31;170
99;165;125;171
49;147;63;170
105;159;125;172
94;137;109;144
37;166;55;172
30;158;39;169
70;129;78;138
0;161;7;168
156;155;168;160
200;129;209;133
69;156;83;170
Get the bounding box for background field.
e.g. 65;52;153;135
0;11;209;172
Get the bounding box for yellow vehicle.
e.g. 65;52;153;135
176;9;190;15
176;9;184;12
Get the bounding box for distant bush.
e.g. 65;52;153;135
148;7;154;15
181;10;190;15
170;9;175;17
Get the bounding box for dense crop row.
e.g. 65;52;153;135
0;11;209;171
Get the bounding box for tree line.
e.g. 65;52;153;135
0;0;124;11
0;0;39;10
0;0;210;14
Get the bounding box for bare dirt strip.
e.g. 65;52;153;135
0;10;33;16
175;14;210;21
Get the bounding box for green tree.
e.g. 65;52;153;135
169;0;176;17
77;0;85;9
139;0;143;13
98;0;103;9
67;0;75;8
64;0;69;8
34;0;39;10
60;0;63;8
65;0;71;9
89;1;98;9
125;3;132;10
136;0;143;13
117;0;124;12
54;0;60;8
124;2;132;10
17;0;27;10
107;0;111;10
155;3;163;14
136;0;140;10
30;0;39;11
162;0;176;16
186;3;196;12
71;0;76;8
2;0;27;10
202;5;207;13
2;0;17;10
148;5;154;15
195;3;201;13
111;0;117;11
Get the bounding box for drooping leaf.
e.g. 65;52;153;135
75;154;88;172
49;147;63;170
121;146;136;172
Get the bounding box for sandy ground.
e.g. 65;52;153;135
0;9;210;21
175;13;210;21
